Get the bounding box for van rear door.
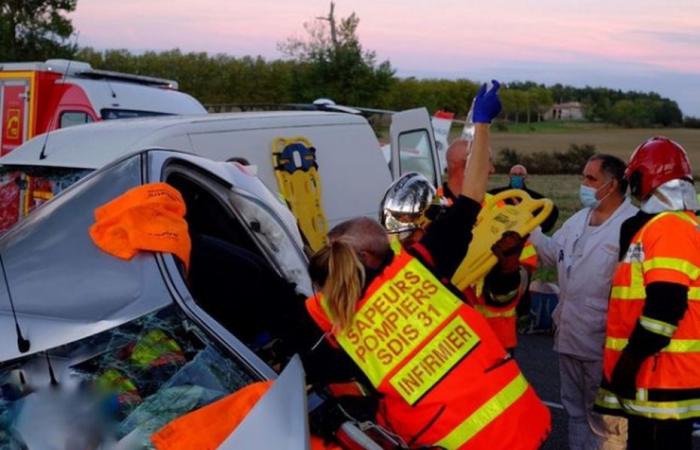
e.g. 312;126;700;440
0;75;32;155
389;108;441;186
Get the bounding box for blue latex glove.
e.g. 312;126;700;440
472;80;502;124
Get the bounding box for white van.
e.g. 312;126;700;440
0;108;440;236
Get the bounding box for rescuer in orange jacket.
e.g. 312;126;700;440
440;140;536;353
305;81;551;450
396;138;535;353
383;167;531;354
595;137;700;450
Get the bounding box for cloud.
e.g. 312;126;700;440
628;30;700;46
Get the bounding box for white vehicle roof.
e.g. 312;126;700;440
67;77;206;116
0;111;369;169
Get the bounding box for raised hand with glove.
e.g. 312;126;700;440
472;80;502;124
462;80;502;203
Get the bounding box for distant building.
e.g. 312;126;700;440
545;102;585;120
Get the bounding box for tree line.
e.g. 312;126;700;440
75;47;688;128
1;0;693;128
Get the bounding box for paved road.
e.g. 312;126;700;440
515;332;700;449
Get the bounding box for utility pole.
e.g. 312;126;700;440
317;2;338;50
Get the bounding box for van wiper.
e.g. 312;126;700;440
0;253;30;353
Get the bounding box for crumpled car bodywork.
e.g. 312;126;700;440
0;149;318;449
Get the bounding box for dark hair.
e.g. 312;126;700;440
589;154;628;194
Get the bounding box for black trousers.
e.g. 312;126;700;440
627;416;694;450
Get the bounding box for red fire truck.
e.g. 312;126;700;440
0;59;206;232
0;59;206;155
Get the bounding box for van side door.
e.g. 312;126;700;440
389;107;441;186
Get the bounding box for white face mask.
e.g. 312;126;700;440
579;180;612;209
641;179;699;213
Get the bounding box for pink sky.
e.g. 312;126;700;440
71;0;700;115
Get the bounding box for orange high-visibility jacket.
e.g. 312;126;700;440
437;187;537;349
597;211;700;420
305;249;550;449
468;241;536;350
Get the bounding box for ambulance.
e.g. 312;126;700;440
0;59;206;155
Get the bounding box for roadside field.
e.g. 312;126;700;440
445;122;700;174
490;126;700;174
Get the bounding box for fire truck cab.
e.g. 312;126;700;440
0;59;206;156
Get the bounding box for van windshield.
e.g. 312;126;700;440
0;304;257;449
101;109;172;120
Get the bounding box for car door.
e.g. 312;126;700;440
389;108;441;186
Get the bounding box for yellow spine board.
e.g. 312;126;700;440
451;189;553;290
272;137;329;252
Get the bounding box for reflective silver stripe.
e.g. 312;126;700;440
639;316;677;338
474;304;516;318
596;388;700;420
605;337;700;352
636;389;648;402
490;288;519;305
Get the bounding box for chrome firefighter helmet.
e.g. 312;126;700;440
379;172;441;234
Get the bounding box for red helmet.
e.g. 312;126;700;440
625;136;693;200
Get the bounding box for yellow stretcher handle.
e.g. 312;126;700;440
451;189;553;290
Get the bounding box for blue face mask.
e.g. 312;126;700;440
579;185;599;208
579;181;611;209
510;176;525;189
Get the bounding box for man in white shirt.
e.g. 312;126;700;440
531;154;637;450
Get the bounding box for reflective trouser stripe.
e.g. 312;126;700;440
639;316;677;338
611;286;700;300
435;373;528;449
474;304;516;318
596;387;700;420
605;337;700;352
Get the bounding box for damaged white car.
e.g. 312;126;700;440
0;150;385;450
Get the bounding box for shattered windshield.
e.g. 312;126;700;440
0;305;256;449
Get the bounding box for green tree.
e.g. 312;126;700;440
278;2;395;106
525;86;552;122
0;0;77;61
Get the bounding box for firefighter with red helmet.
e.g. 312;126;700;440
595;137;700;449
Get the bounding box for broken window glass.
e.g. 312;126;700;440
0;304;257;449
